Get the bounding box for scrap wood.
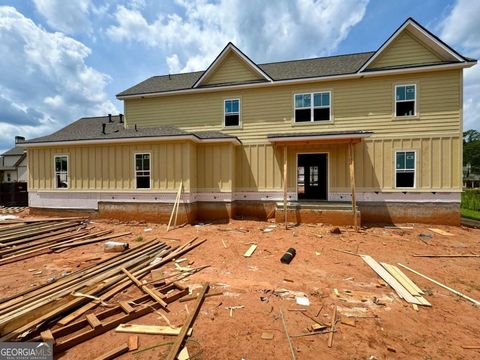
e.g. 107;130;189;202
165;282;209;360
290;329;335;338
398;263;480;306
71;292;113;307
332;248;360;257
225;305;244;317
279;308;296;360
360;255;424;306
412;254;480;258
115;324;183;336
128;336;139;351
93;343;129;360
327;306;337;348
167;181;183;232
428;228;454;236
179;290;223;303
122;268;168;308
462;345;480;349
243;244;257;257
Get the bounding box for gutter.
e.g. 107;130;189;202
116;61;476;100
22;134;242;148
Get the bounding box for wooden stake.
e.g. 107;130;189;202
348;141;358;231
167;181;183;232
283;145;288;230
327;305;337;348
398;263;480;306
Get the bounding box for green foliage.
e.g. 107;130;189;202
463;129;480;174
461;208;480;221
461;189;480;211
135;236;144;242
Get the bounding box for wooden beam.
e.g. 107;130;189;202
348;141;358;231
165;283;209;360
283;145;288;230
93;343;129;360
398;263;480;306
121;268;167;308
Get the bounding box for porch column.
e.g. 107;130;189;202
283;145;288;229
348;141;358;230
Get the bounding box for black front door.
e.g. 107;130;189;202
297;154;328;200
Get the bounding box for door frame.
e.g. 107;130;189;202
296;152;330;201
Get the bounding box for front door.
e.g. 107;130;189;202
297;153;328;200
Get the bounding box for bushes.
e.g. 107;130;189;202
461;189;480;211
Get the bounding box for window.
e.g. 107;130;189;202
54;155;68;189
395;84;416;117
135;153;151;189
395;151;415;188
294;92;330;122
224;99;240;127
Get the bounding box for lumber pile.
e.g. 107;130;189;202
0;235;207;350
0;218;130;266
361;255;431;306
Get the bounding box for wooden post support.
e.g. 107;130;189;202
283;145;288;230
348;142;358;231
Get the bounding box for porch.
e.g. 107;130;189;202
268;130;374;228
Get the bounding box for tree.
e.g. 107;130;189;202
463;129;480;175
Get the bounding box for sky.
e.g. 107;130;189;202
0;0;478;152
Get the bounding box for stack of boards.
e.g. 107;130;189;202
361;255;431;307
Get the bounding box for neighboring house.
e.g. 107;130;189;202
23;18;476;225
0;136;27;184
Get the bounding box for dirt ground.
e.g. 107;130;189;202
0;215;479;360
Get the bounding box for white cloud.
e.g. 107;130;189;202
107;0;369;73
0;6;117;150
33;0;92;34
440;0;480;131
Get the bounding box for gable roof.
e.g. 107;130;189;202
22;115;240;146
117;51;374;97
359;17;469;72
192;42;272;88
117;17;475;99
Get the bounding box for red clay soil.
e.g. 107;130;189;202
0;215;479;360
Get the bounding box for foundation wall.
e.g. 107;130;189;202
358;201;460;225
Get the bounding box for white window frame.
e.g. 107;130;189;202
294;91;331;123
223;98;241;127
394;150;416;189
134;152;151;190
394;84;416;117
54;154;69;189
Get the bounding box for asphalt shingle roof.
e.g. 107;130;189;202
117;52;375;97
24;115;239;144
1;145;26;156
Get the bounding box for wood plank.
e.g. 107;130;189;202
389;264;425;295
413;254;480;258
428;228;454;236
243;244;257;257
40;329;55;344
118;301;134;314
165;283;209;360
361;255;423;305
93;343;129;360
86;314;102;329
381;263;421;296
128;336;139;351
121;268;168;308
398;263;480;306
327;305;336;348
115;324;181;336
177;347;189;360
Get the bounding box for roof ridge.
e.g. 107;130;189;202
145;51;375;79
258;51;375;66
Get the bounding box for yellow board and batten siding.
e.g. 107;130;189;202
202;51;264;85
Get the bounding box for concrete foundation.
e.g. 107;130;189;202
358;202;460;226
30;200;460;225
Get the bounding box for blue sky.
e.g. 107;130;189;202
0;0;478;152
